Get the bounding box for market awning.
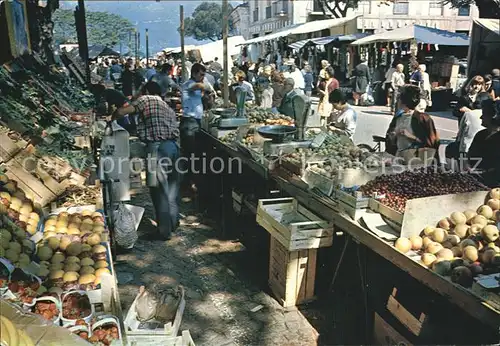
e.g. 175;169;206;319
239;16;358;46
351;24;469;46
473;18;500;35
238;24;302;45
289;32;371;50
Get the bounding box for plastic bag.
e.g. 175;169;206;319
135;284;182;323
113;203;137;249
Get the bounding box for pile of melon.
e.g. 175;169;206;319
394;188;500;288
0;222;37;269
0;174;43;236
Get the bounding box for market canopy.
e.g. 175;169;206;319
87;45;120;59
239;16;358;46
197;36;246;63
473;18;500;36
289;32;371;50
350;24;469;46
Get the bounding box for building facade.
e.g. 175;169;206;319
239;0;478;40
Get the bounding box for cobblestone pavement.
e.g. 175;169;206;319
115;188;320;346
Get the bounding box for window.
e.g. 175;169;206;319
429;1;443;15
281;0;288;14
253;8;259;22
393;0;409;15
273;1;278;15
458;5;470;16
313;0;322;12
266;5;272;18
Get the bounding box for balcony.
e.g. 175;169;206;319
266;6;272;19
253;8;259;22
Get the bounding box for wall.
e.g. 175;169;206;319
350;1;478;33
241;0;478;40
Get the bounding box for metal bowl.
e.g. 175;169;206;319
257;125;297;143
211;108;237;118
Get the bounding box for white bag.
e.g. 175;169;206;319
114;203;138;249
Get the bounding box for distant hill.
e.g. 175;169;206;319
59;1;210;54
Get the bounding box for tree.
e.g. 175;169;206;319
182;2;235;42
316;0;361;18
52;9;135;47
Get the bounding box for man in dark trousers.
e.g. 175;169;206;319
113;81;180;240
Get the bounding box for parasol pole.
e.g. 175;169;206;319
222;0;229;107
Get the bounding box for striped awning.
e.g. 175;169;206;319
289;33;372;50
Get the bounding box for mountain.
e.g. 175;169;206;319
59;1;209;54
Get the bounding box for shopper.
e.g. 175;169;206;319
318;66;339;125
151;63;180;98
416;64;432;112
468;98;500;187
110;60;122;82
383;61;398;108
145;63;157;81
121;64;135;97
303;65;314;98
317;60;330;91
232;70;255;102
390;64;405;115
352;58;370;106
278;78;308;122
112;81;180;240
386;85;440;158
446;92;490;162
452;75;485;124
328;89;357;140
491;69;500;100
271;72;286;114
181;63;212;191
209;57;223;75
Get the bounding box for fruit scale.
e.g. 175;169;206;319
204;88;249;138
259;98;323;156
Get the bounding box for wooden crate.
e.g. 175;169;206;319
0;132;28;164
232;189;243;214
386;288;428;337
336;189;370;220
373;312;413;346
256;197;333;251
268;236;316;308
369;199;403;228
3;163;58;207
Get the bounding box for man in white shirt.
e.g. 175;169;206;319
283;60;305;92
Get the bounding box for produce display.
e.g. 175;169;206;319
89;320;121;345
0;314;35;346
220;131;237;144
54;185;102;208
5;269;41;305
360;168;488;213
62;292;92;320
32;297;60;321
394;188;500;288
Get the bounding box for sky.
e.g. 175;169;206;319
59;1;215;54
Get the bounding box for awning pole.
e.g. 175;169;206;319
222;0;229;107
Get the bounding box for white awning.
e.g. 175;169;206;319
474;18;500;36
239;16;358;46
289;16;358;35
197;36;246;62
239;24;302;45
351;26;415;45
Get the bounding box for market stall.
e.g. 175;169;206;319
237;17;359;66
289;33;371;82
351;24;470;109
0;51;192;346
195;101;500;344
467;18;500;77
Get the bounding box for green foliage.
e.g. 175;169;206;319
183;2;235;42
52;9;135;47
316;0;361;18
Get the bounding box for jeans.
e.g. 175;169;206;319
179;117;201;186
147;140;180;239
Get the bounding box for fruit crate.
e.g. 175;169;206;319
302;161;335;197
268;236;317;308
336;188;370;220
124;286;186;339
368;198;404;229
0;131;28;164
256;197;333;251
